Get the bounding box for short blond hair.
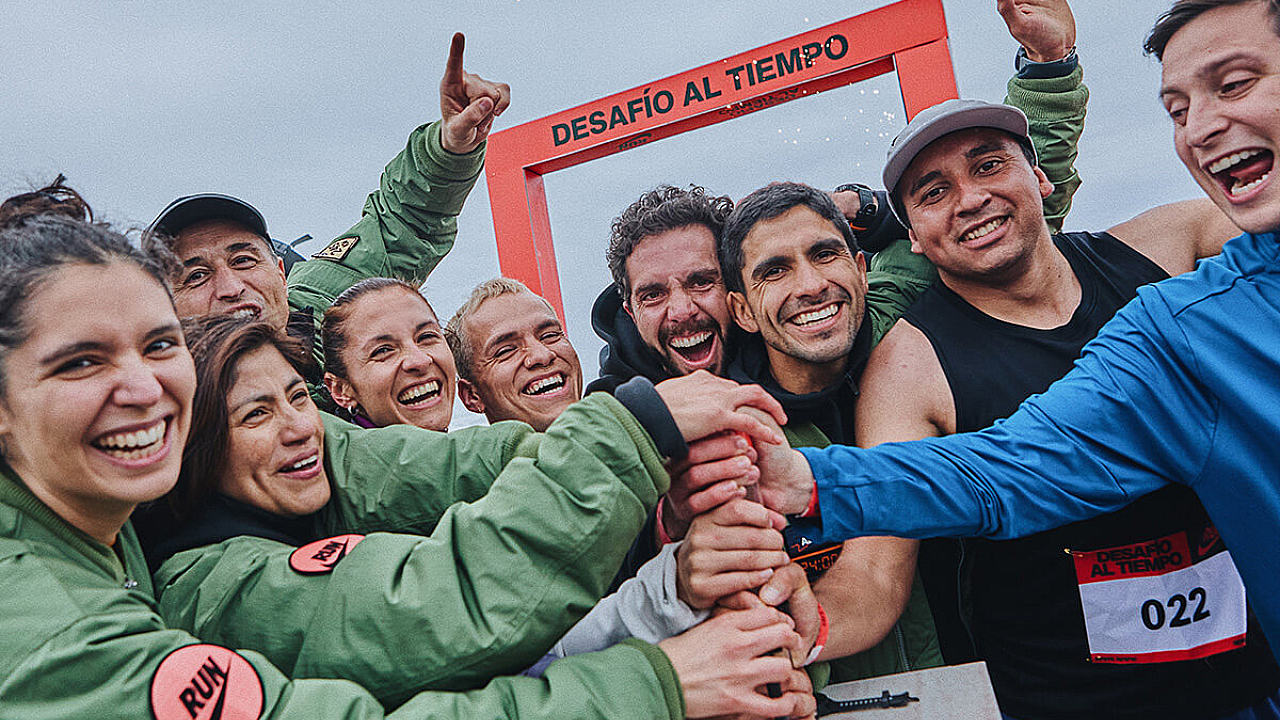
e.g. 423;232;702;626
446;277;555;380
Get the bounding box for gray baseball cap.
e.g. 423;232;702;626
882;98;1036;224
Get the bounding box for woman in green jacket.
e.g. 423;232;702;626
320;277;457;431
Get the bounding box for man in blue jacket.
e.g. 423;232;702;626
754;0;1280;668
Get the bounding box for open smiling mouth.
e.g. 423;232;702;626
669;330;716;364
961;217;1008;244
790;303;839;328
280;454;319;474
523;373;566;397
92;418;167;461
1209;149;1273;198
397;380;441;406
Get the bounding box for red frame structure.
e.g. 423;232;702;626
485;0;956;317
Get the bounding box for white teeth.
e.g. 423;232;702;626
670;331;712;349
793;304;838;326
524;374;565;396
1209;149;1263;174
95;420;166;460
1231;172;1270;196
96;421;164;449
962;218;1006;243
285;455;318;472
232;309;257;318
397;380;440;405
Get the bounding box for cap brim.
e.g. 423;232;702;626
148;194;269;240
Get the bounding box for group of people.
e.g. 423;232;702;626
3;0;1280;718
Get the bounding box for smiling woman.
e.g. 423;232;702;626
0;216;192;545
0;213;503;719
321;277;456;431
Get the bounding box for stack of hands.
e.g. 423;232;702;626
650;371;820;720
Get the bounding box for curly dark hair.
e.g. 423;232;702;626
606;185;734;298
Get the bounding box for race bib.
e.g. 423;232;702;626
1071;528;1246;664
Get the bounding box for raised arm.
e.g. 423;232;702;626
999;0;1087;233
287;34;510;365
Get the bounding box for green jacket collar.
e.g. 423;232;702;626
0;461;130;583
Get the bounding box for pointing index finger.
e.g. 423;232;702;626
443;32;466;85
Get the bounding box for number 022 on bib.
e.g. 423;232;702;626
1070;527;1247;664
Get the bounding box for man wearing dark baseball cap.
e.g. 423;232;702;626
779;92;1272;718
144;33;509;373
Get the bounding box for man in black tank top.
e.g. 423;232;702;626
853;93;1278;719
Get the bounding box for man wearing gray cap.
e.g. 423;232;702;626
854;95;1277;719
145;33;508;374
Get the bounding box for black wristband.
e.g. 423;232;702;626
833;183;907;253
1015;46;1078;80
614;376;689;461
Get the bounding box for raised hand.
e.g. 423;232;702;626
438;32;512;154
654;370;787;446
997;0;1076;62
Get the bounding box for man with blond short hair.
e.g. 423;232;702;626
447;278;583;432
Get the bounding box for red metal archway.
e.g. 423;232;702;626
485;0;956;317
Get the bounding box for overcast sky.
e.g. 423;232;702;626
4;0;1189;428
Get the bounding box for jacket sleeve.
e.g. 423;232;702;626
319;414;534;536
553;541;709;657
798;291;1201;544
391;640;683;719
1;546;680;720
0;538;421;720
154;393;671;707
864;238;938;346
286;120;486;367
1006;65;1088;234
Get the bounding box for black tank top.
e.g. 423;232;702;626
903;232;1279;719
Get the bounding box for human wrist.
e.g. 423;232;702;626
803;601;829;666
616;376;689;461
656;495;683;543
781;449;817;515
1015;45;1078;79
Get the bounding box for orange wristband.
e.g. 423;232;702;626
800;482;820;518
804;600;829;666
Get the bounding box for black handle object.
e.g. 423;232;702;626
815;690;920;715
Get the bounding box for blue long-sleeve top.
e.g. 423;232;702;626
799;229;1280;660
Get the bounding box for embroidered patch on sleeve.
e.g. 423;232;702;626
289;534;365;574
313;236;359;261
150;644;264;720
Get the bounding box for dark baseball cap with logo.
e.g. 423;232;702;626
147;193;270;241
882;98;1037;226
